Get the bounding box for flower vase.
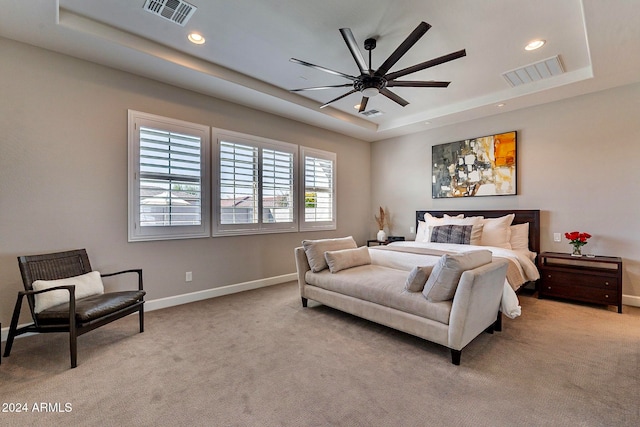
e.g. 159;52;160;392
571;245;582;257
377;229;387;242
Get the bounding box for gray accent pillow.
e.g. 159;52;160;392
430;224;484;245
325;246;371;273
302;236;357;272
404;266;434;292
422;250;493;301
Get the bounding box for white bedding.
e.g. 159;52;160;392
369;241;540;319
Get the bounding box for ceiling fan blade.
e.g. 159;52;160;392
290;58;357;81
339;28;368;74
385;49;466;80
291;84;353;92
358;97;369;113
386;81;450;88
319;89;357;109
380;88;409;107
375;21;431;77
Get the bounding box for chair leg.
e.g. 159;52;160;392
3;293;26;358
69;297;77;369
451;349;462;365
301;297;308;307
139;307;144;333
70;332;77;369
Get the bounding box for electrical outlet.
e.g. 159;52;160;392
185;271;192;282
553;233;561;242
409;226;415;234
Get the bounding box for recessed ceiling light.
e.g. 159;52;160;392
354;104;361;110
497;103;506;107
424;121;431;125
525;39;545;51
188;33;205;45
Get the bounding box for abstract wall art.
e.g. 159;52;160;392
432;131;517;198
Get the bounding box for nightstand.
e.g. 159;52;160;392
367;236;405;246
538;252;622;313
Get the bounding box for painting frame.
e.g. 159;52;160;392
431;131;517;199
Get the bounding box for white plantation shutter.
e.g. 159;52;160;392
139;127;202;226
213;130;297;236
262;148;295;223
128;111;210;241
300;147;336;231
219;141;259;224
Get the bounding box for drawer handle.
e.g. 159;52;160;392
605;295;609;298
605;282;609;286
547;286;551;290
547;274;552;279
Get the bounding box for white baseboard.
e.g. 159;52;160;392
622;294;640;308
144;273;296;312
3;281;637;343
1;273;297;343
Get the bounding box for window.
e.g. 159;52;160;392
300;147;336;231
128;110;210;241
213;129;297;236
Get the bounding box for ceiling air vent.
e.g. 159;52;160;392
143;0;197;26
502;55;565;87
360;109;384;118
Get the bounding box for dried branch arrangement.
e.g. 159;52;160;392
375;206;386;230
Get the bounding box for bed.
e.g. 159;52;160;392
368;209;541;318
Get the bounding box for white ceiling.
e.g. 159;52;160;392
1;0;639;141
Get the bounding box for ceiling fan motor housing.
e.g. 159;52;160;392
354;75;387;96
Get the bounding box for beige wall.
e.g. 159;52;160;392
0;38;371;325
371;82;640;303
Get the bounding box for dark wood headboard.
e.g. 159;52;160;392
416;209;541;254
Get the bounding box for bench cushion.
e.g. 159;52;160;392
306;265;451;324
36;290;146;325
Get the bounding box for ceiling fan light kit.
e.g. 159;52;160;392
290;21;466;113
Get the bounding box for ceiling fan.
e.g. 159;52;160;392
290;21;466;113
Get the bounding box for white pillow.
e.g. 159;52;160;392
302;236;357;272
32;271;104;313
324;246;371;273
416;220;428;242
479;214;515;249
422;250;492;301
510;222;530;251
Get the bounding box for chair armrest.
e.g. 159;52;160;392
101;269;143;291
20;285;76;298
24;285;76;325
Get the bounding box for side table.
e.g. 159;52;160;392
538;252;622;313
367;236;405;247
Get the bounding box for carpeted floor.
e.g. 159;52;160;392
1;282;638;426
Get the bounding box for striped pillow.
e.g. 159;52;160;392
430;224;474;245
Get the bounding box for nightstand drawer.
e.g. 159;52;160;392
541;283;617;304
542;269;616;290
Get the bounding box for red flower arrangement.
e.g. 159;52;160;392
565;231;591;256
